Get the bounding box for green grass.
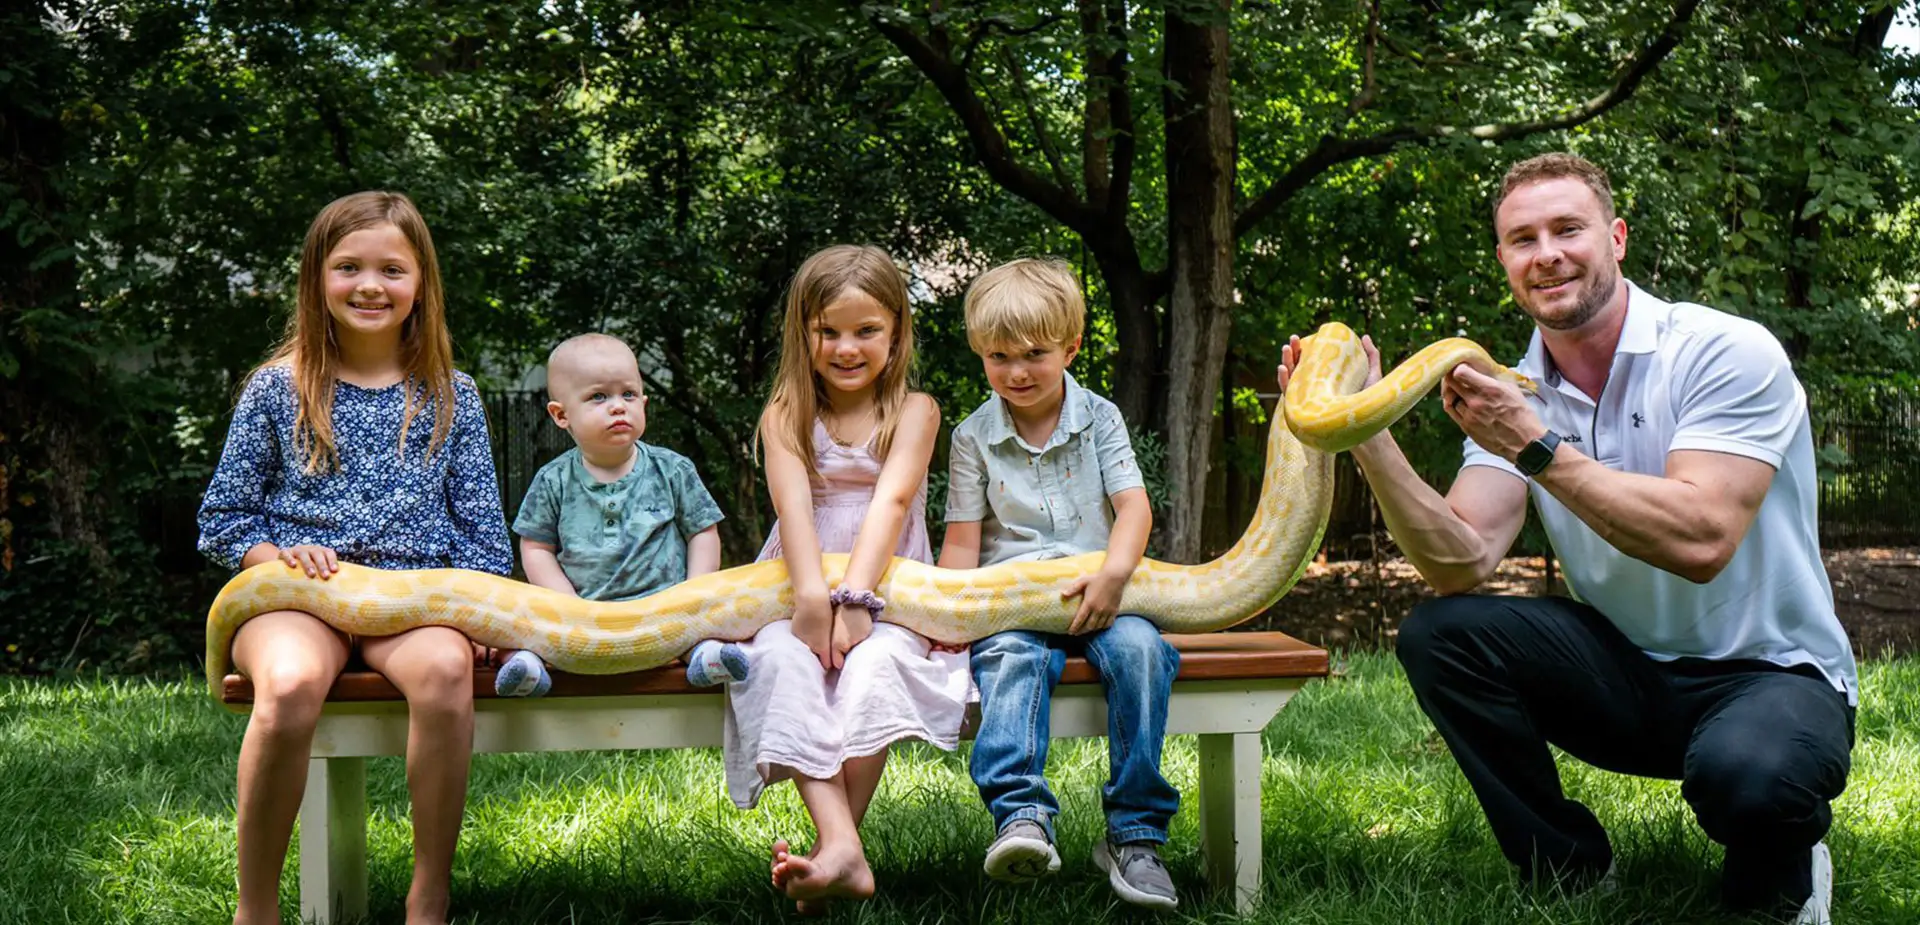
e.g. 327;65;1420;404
3;654;1918;923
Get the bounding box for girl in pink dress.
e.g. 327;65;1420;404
724;245;969;911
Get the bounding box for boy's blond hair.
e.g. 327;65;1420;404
963;258;1084;354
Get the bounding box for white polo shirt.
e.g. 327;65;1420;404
1462;281;1856;704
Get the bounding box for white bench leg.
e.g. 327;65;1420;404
1197;731;1263;913
300;756;367;924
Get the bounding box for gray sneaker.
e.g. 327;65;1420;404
983;820;1060;882
1094;840;1178;910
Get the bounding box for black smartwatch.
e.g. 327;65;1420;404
1515;430;1562;477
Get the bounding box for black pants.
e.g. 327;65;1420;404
1396;594;1854;911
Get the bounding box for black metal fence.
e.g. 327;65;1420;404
482;384;1920;557
482;391;575;531
1813;383;1920;547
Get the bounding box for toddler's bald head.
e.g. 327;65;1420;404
546;333;641;398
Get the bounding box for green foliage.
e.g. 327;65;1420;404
2;1;1918;671
0;530;202;676
1131;428;1175;515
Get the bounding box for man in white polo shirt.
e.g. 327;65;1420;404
1278;153;1853;923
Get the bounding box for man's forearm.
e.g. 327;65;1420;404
1352;435;1500;592
1533;448;1738;582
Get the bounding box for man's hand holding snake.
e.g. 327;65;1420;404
1442;365;1549;464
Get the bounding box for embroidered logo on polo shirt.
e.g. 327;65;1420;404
1631;412;1646;428
1562;433;1583;444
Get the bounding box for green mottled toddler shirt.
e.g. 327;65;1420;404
513;443;724;601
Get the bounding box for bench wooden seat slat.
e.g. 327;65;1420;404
220;631;1328;705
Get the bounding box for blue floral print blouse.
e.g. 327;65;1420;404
197;364;513;575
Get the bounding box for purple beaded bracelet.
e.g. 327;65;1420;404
829;586;887;618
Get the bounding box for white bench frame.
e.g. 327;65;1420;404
293;677;1304;922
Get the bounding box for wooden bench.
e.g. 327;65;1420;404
221;631;1327;921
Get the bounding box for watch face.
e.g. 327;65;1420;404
1518;435;1555;475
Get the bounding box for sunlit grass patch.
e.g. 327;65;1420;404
3;654;1917;923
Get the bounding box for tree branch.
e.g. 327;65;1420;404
312;91;358;182
1080;0;1113;207
959;12;1069;74
1105;1;1136;218
1345;0;1380;117
1000;47;1075;193
1378;31;1479;70
864;6;1096;233
1235;0;1702;239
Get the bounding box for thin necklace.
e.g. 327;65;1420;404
826;405;876;447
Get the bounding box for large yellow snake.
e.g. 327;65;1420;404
203;323;1531;698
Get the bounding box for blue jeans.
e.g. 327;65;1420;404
968;615;1182;845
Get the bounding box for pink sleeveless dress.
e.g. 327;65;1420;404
722;420;971;808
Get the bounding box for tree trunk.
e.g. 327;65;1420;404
0;6;108;571
1090;237;1158;429
1160;0;1235;562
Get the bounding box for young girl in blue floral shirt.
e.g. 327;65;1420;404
198;191;510;925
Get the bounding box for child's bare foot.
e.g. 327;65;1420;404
780;839;874;903
772;838;796;891
771;841;833;916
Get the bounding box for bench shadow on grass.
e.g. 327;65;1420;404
346;738;1289;923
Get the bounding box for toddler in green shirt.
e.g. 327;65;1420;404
495;333;743;695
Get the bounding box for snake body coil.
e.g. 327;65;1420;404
204;324;1529;698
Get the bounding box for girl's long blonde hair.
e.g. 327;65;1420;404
256;190;457;473
759;245;916;484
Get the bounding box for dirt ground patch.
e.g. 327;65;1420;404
1249;546;1920;657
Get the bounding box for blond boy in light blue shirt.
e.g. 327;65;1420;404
938;258;1181;911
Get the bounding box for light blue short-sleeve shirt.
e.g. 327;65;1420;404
513;442;724;602
945;372;1145;566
